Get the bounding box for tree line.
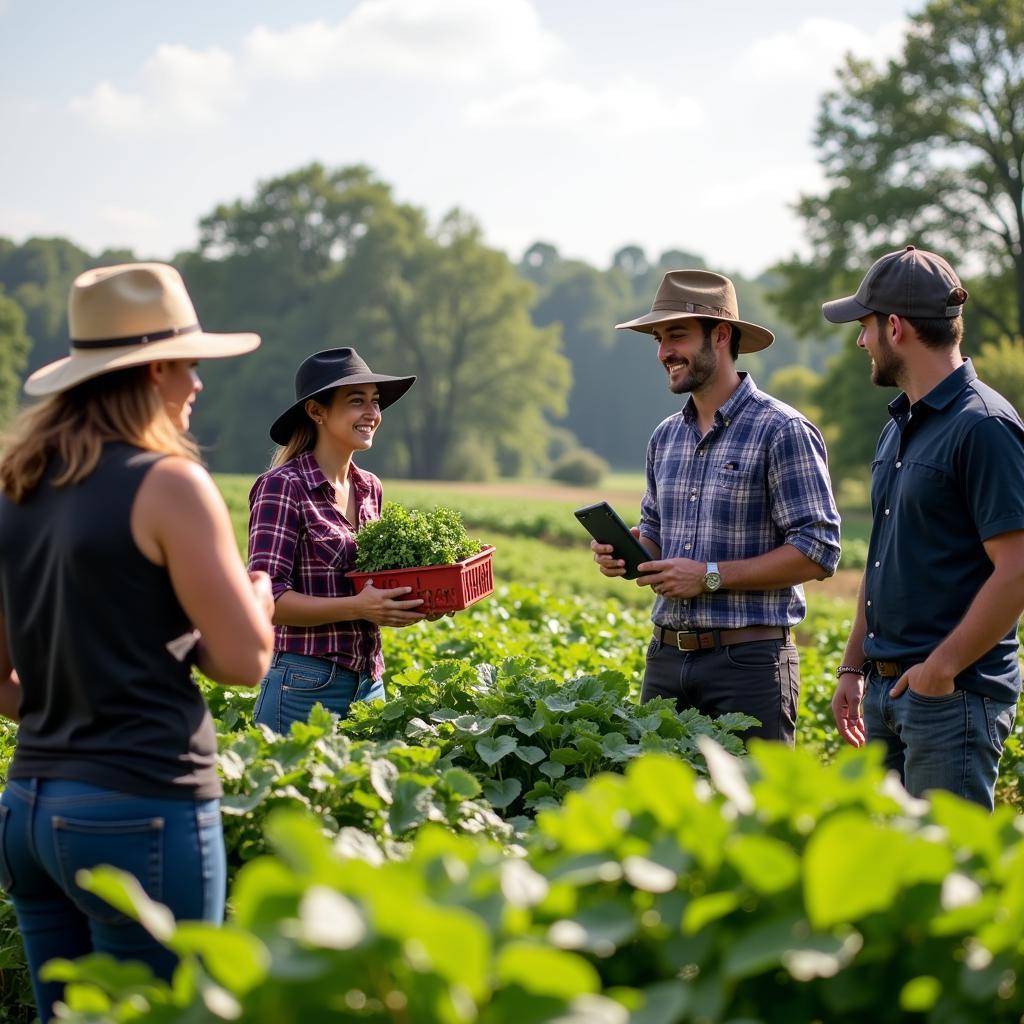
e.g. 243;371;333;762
2;0;1022;487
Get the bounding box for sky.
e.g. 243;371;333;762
0;0;915;279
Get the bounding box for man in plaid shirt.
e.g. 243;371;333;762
594;270;841;744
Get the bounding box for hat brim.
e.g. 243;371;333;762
25;330;261;397
821;294;873;325
614;310;775;354
269;372;416;445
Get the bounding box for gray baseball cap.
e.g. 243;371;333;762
822;245;969;324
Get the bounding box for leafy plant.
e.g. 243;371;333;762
341;657;754;816
47;744;1024;1024
218;704;513;873
354;503;482;572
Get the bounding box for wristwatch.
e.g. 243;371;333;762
703;562;722;592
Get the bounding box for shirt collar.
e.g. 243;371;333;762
294;450;370;495
681;371;756;425
887;358;976;420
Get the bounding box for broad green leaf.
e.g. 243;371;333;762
900;976;942;1012
484;778;522;809
726;835;800;895
476;734;518;766
76;867;175;941
804;812;903;928
540;760;567;780
442;767;483;799
496;941;600;999
515;744;547;765
682;891;740;934
170;923;270;993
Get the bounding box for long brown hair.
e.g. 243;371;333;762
0;365;199;502
270;388;336;468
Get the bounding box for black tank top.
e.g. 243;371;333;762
0;442;220;799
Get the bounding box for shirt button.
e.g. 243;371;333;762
884;509;890;515
895;461;902;468
698;450;705;457
689;495;697;502
684;543;692;550
867;600;872;607
868;632;875;639
874;561;880;568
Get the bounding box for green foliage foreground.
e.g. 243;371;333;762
46;743;1024;1024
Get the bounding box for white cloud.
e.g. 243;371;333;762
739;17;907;86
70;44;241;132
243;0;562;82
465;76;703;139
70;81;146;131
143;44;241;124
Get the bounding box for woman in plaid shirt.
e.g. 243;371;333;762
249;348;426;733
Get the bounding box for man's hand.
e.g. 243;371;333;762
353;582;426;627
832;672;866;747
591;535;631;577
889;661;955;699
636;557;707;599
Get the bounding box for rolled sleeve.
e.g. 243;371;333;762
768;418;842;576
248;473;301;601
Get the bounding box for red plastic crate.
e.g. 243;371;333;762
346;545;495;614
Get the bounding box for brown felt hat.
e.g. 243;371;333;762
615;269;774;353
26;262;260;397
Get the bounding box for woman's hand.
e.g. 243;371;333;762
353;582;426;627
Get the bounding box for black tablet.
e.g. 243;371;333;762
574;501;652;580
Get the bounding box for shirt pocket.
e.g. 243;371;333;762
306;523;354;570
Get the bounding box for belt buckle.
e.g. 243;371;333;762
675;630;697;652
675;630;714;652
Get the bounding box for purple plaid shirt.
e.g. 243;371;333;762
247;451;384;677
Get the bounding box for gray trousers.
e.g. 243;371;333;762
641;634;800;745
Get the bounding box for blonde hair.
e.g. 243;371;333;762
0;366;199;503
269;389;335;469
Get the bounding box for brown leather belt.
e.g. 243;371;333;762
869;660;903;678
656;625;788;652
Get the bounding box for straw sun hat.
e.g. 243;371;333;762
25;262;260;397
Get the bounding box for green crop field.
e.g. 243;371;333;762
4;476;1024;1022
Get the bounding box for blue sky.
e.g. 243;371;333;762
1;0;914;277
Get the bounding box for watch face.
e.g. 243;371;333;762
704;571;722;592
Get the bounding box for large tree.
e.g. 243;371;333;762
183;164;569;478
773;0;1024;343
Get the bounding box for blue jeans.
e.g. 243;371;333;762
253;651;385;733
863;671;1016;810
0;778;225;1020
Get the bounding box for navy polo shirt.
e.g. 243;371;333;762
864;360;1024;702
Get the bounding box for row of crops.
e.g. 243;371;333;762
0;481;1022;1022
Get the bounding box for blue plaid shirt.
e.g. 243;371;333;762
640;373;841;630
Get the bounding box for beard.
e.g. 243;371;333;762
665;336;717;394
870;331;904;388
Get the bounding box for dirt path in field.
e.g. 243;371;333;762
402;480;642;504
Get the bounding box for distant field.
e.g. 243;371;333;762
214;471;863;604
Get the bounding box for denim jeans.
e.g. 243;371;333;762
862;670;1016;810
253;651;385;734
641;635;800;745
0;778;225;1021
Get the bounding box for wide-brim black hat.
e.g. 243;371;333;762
270;347;416;445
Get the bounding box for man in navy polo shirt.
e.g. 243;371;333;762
824;246;1024;809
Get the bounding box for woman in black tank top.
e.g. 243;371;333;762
0;263;274;1021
